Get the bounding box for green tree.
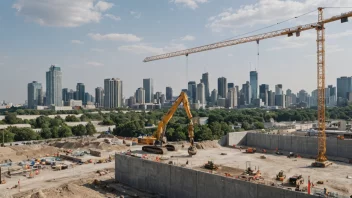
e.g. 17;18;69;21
40;128;52;139
72;124;87;136
9;127;39;141
86;122;97;136
65;115;80;122
80;114;89;122
51;127;59;138
253;122;264;129
5;113;21;124
58;126;73;137
0;129;15;143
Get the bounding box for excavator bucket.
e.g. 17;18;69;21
188;146;197;155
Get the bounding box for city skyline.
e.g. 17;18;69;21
1;1;352;103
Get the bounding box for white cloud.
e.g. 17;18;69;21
207;0;352;32
171;0;208;10
105;14;121;21
180;35;196;41
86;61;104;67
266;32;315;51
328;30;352;39
88;33;142;42
326;44;344;53
118;43;186;55
71;40;84;44
90;48;104;52
12;0;114;27
130;11;141;19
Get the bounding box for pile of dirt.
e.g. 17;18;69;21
97;133;115;138
195;140;220;149
51;140;127;152
0;145;60;163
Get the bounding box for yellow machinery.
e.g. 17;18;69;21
142;91;197;155
143;8;352;167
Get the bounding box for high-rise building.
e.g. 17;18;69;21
95;87;104;108
27;81;43;109
188;81;197;103
166;87;173;101
211;89;218;105
201;72;210;102
62;88;69;103
227;87;237;108
268;90;275;106
275;84;283;95
154;91;162;104
182;89;188;94
135;87;145;104
76;83;86;104
259;84;269;106
250;71;258;101
298;90;308;103
275;94;285;108
242;81;251;105
104;78;123;108
67;89;74;101
286;89;292;96
85;92;91;104
143;78;154;103
46;65;62;106
337;76;352;99
227;83;234;89
217;77;227;99
196;83;205;104
327;85;337;106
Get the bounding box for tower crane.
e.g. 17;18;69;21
143;8;352;167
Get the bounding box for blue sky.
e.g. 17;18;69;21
0;0;352;104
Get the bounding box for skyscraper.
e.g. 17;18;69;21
227;83;234;89
196;83;205;104
218;77;227;99
275;84;283;95
27;81;43;109
85;92;91;104
242;81;251;105
259;84;269;106
76;83;86;104
188;81;197;103
95;87;104;108
62;88;69;103
143;78;154;103
211;89;218;105
135;87;145;104
337;76;352;99
104;78;123;108
250;71;258;101
166;87;173;101
46;65;62;106
201;72;210;102
227;87;238;108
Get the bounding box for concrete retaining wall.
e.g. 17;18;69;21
115;154;317;198
227;132;352;159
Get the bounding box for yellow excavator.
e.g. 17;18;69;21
142;91;197;155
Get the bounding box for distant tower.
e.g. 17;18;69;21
196;83;205;104
188;81;197;103
76;83;86;104
143;78;154;103
104;78;123;108
250;71;258;101
242;81;251;105
135;87;145;104
217;77;227;99
27;81;43;109
166;87;173;101
201;72;210;102
95;87;104;108
46;65;62;106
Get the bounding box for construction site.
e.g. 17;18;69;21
0;6;352;198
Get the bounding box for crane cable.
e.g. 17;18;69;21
257;40;260;71
186;54;189;83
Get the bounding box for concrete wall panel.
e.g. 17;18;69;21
115;154;130;185
306;137;318;156
144;160;170;196
326;138;338;157
284;190;298;198
247;133;257;147
291;136;306;154
128;156;146;191
197;172;224;198
257;184;285;198
228;132;248;146
223;178;257;198
279;136;292;151
270;135;280;150
169;166;197;198
337;139;352;159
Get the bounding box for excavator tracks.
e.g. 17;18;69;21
165;144;179;151
142;146;168;154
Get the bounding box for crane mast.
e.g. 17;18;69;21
143;8;352;167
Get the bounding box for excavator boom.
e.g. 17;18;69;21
142;91;197;155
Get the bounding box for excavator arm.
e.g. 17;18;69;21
142;91;197;155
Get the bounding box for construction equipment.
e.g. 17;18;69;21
289;174;304;191
276;170;286;181
142;91;197;155
204;161;219;170
143;8;352;167
245;147;257;153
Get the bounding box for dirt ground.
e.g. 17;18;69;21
128;145;352;197
0;145;59;163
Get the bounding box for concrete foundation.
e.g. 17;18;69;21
227;132;352;159
115;154;317;198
